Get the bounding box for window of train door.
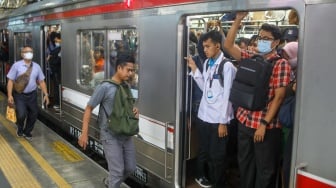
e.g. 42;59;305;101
13;32;32;62
42;25;62;108
0;29;9;85
78;28;139;98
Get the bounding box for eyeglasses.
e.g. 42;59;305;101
257;36;274;41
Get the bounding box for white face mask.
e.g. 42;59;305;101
55;42;61;47
23;52;33;60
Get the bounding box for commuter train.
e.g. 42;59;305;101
0;0;335;187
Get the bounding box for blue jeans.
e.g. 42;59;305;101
102;135;136;188
14;91;39;135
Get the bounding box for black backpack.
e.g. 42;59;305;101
229;55;280;110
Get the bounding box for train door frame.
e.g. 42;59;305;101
41;24;62;115
0;29;9;87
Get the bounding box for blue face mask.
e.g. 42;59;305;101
257;40;272;55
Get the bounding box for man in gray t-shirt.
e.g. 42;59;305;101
78;53;138;188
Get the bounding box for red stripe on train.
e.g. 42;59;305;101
297;170;336;188
26;0;202;22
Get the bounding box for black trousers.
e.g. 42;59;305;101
14;91;39;135
196;118;228;188
237;122;281;188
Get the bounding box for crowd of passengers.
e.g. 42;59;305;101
187;10;298;188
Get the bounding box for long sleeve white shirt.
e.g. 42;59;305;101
190;52;237;124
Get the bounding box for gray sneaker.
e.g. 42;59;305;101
103;177;108;188
23;133;32;140
195;176;212;188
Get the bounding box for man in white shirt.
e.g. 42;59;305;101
186;30;237;188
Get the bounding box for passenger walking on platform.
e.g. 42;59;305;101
78;53;138;188
223;12;291;188
7;46;50;140
186;30;237;188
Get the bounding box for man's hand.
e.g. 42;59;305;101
78;133;88;150
254;124;266;143
133;107;139;118
218;124;228;138
235;12;249;21
185;56;197;73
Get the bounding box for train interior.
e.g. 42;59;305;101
183;8;298;188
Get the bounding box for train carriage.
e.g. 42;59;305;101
0;0;335;187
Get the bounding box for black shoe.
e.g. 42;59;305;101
195;176;212;188
103;177;108;188
16;130;23;137
23;133;32;140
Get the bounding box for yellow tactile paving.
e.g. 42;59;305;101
0;115;72;188
0;133;42;188
52;141;84;162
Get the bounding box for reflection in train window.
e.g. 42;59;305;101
14;32;32;62
78;28;139;98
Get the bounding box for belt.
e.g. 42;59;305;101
21;90;36;96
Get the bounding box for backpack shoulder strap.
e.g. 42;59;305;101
217;58;231;87
101;79;119;86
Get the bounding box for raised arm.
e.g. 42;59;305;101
223;12;249;61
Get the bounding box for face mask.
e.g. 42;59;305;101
23;52;33;60
257;40;272;55
55;42;61;47
289;58;297;69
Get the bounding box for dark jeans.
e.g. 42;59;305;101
237;122;281;188
14;91;39;135
51;67;61;105
196;118;228;187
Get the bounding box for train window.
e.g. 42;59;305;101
14;32;32;62
78;28;139;98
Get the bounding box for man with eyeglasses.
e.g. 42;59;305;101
7;46;50;140
224;12;291;188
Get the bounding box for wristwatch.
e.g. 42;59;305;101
260;119;269;126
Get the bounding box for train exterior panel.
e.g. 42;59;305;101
0;0;335;187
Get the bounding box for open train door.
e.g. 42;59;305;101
41;25;62;115
291;2;336;188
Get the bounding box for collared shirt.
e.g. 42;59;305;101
7;60;45;93
190;52;237;124
236;50;291;129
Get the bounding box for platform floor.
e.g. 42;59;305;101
0;93;128;188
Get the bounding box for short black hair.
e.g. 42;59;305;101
115;52;135;71
202;30;222;45
260;23;282;40
94;46;104;56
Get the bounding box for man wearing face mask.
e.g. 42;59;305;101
224;12;291;188
7;46;50;140
48;32;62;110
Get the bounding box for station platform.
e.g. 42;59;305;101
0;92;118;188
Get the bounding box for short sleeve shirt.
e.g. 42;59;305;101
7;60;45;93
236;50;291;129
87;82;119;140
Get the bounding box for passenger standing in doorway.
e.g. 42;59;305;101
186;30;237;188
78;53;138;188
223;12;291;188
47;32;62;110
7;46;50;140
281;41;298;188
